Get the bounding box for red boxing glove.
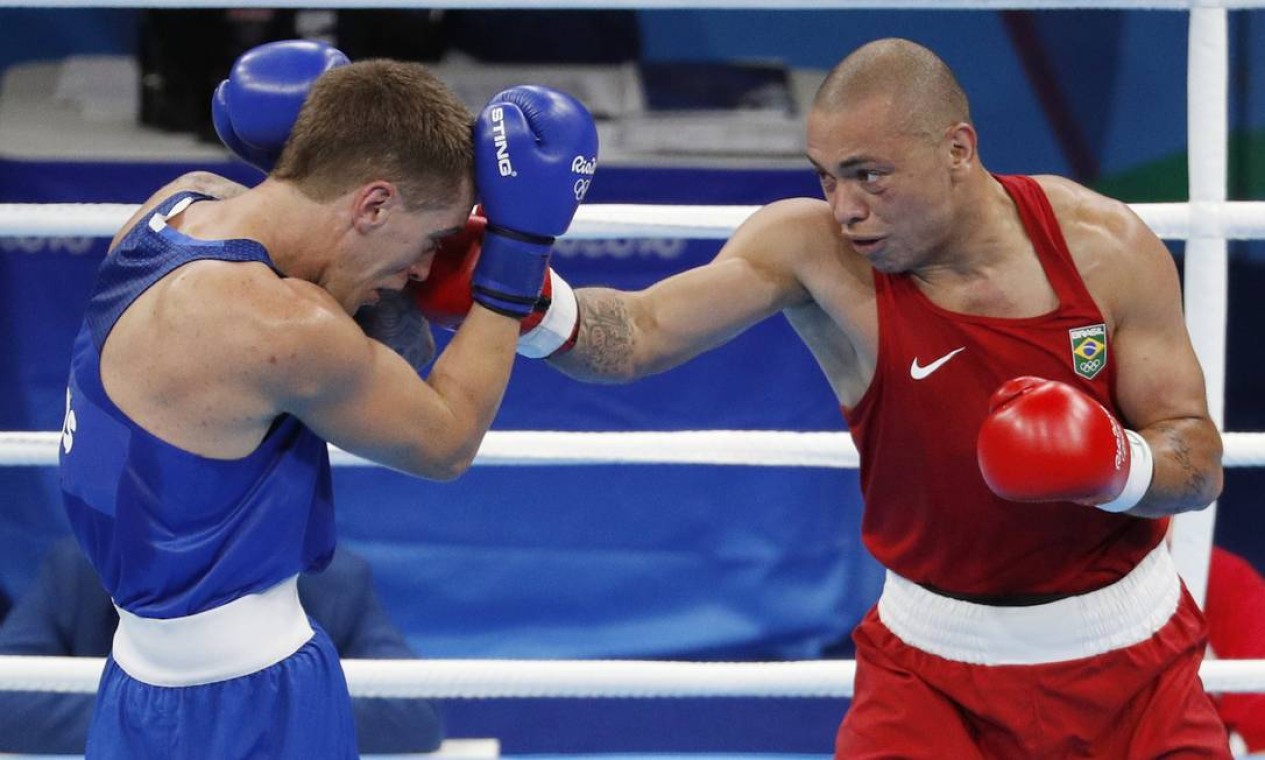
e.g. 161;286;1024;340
977;376;1153;512
410;214;579;358
411;213;491;330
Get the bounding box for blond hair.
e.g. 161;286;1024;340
274;60;473;210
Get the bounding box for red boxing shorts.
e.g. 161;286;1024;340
836;544;1231;759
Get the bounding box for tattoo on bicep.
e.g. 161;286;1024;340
354;290;435;373
573;291;635;377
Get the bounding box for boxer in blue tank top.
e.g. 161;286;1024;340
58;44;598;759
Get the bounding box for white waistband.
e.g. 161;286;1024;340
877;542;1181;666
113;576;314;687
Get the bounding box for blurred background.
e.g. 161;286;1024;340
0;6;1262;755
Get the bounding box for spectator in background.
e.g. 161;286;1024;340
0;537;444;756
1205;545;1265;755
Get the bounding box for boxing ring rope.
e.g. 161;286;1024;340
7;429;1265;469
2;0;1265;704
2;655;1264;698
5;200;1265;240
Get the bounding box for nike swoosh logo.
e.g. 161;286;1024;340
910;347;966;380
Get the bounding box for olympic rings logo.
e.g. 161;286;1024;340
1079;358;1103;374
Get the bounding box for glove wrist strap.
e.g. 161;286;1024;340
518;271;579;359
484;222;555;247
1097;429;1154;513
472;232;551;319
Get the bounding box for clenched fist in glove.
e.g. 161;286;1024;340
469;85;597;323
977;376;1154;513
212;39;348;174
411;213;580;359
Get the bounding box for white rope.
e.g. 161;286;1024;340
345;659;858;698
0;655;1262;697
6;430;856;467
8;430;1265;468
571;201;1265;241
1171;5;1230;609
4;201;1265;241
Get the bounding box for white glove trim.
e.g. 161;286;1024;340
1097;429;1154;513
517;270;579;359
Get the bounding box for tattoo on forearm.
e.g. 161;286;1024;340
567;290;636;379
355;290;435;373
1152;420;1210;504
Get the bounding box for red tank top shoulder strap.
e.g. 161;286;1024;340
993;173;1097;311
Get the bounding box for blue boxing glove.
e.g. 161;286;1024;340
212;39;348;175
472;85;598;318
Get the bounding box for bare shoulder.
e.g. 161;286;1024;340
714;198;864;314
1032;175;1155;260
751;197;837;227
727;198;841;259
722;198;857;278
171;171;249;200
157;261;369;401
110;172;249;252
1032;175;1178;324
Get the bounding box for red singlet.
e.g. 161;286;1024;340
843;173;1166;598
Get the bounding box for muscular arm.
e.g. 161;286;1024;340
111;250;518;480
1112;219;1222;517
1062;184;1222;517
548;199;825;382
268;283;519;480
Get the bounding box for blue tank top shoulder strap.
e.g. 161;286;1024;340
85;191;274;351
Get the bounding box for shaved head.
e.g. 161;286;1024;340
813;38;971;139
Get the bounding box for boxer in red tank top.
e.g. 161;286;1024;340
530;38;1229;758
